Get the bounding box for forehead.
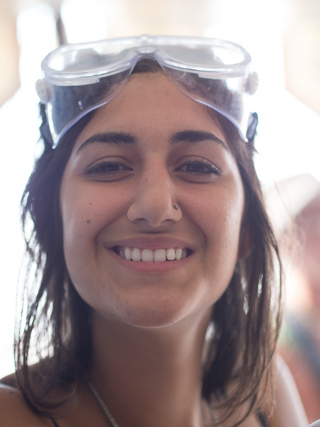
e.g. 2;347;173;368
74;73;227;147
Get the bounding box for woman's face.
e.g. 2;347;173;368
60;73;247;329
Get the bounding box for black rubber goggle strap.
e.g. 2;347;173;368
246;112;258;143
39;103;54;148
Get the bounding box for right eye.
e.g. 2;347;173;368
85;161;133;180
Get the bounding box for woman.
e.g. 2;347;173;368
0;35;308;426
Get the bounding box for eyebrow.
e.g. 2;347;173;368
170;130;228;150
77;132;136;153
77;129;228;153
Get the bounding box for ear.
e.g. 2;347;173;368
237;222;252;261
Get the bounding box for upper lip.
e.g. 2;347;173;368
104;237;196;251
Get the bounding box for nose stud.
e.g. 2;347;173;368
173;204;179;210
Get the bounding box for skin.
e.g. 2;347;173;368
60;73;246;330
59;72;248;426
0;73;308;427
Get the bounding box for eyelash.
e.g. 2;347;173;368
85;159;221;178
86;161;132;175
177;159;221;176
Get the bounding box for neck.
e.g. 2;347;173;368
89;308;212;427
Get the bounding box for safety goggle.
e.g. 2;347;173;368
36;35;259;147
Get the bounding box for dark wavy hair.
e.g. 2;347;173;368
15;59;282;425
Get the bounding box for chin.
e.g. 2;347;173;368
114;298;211;331
121;307;187;329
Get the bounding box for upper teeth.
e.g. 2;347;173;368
118;247;187;262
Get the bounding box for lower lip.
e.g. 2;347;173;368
108;249;193;272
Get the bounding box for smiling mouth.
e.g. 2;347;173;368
113;247;192;262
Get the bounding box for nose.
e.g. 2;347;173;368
127;166;182;227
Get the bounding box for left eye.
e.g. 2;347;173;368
177;160;221;176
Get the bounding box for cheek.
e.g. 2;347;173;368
59;185;112;305
191;185;245;289
196;188;244;242
205;211;243;262
59;176;100;268
60;181;126;267
60;190;93;247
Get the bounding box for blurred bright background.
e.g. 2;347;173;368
0;0;320;409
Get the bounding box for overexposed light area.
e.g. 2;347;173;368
61;0;109;42
203;0;320;186
17;3;58;85
0;2;58;379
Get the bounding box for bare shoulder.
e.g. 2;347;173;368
0;381;52;427
266;354;308;427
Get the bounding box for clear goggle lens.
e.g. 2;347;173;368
36;35;258;146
